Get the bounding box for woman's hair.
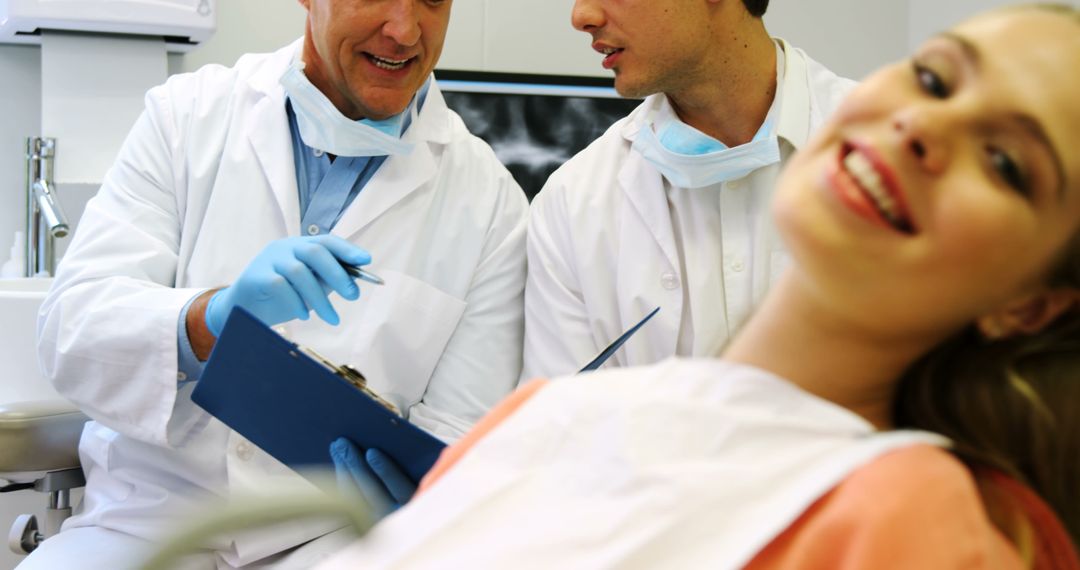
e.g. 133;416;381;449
893;313;1080;558
893;7;1080;562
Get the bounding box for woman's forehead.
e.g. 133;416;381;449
953;10;1080;191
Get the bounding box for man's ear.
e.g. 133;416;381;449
976;289;1079;340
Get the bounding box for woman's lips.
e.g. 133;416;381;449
828;143;916;235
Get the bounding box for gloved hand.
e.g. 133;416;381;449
205;236;371;336
330;437;417;520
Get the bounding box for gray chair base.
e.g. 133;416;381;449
0;400;87;554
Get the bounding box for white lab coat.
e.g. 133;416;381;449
316;359;947;569
523;40;856;380
36;39;528;566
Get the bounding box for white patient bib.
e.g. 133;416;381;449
321;359;949;569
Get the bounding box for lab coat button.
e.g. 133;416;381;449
176;371;188;382
307;224;321;236
660;272;680;290
732;259;745;272
236;441;254;461
727;179;744;190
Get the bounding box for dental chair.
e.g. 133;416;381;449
0;400;87;555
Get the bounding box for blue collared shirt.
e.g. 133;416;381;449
176;82;429;384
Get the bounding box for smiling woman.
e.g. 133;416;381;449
768;2;1080;549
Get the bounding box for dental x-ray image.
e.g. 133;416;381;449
437;71;641;201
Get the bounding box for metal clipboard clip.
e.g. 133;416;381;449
295;345;401;416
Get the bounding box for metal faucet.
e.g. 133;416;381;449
25;137;70;277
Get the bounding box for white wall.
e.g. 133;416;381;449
0;46;40;275
169;0;306;74
766;0;908;80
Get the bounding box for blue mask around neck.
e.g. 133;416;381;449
633;40;786;189
633;116;781;189
279;60;416;158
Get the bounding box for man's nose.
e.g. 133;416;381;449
383;0;422;47
571;0;604;33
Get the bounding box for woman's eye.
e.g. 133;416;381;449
989;147;1029;196
913;62;949;98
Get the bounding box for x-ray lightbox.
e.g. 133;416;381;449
436;70;641;201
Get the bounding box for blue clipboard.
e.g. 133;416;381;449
191;308;446;483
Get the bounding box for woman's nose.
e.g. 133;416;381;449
892;105;951;175
571;0;604;33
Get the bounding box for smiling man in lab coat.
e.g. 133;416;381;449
522;0;857;378
23;0;527;568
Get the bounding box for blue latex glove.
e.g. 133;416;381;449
366;447;417;505
205;236;371;336
330;438;417;520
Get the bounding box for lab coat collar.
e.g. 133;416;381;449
618;37;813;151
243;38;454;237
329;124;438;240
330;84;451;238
616;147;680;271
246;82;302;235
772;38;812;151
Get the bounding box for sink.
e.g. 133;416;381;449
0;278;67;404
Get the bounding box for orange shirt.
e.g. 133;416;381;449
419;379;1029;569
745;444;1022;569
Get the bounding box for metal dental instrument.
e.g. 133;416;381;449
579;306;661;373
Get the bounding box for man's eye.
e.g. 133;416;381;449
912;62;949;98
989;147;1030;197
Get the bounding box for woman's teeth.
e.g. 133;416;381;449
370;55;409;70
843;150;901;226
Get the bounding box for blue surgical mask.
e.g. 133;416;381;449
632;116;781;189
279;61;415;158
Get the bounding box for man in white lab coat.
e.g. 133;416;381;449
22;0;527;568
522;0;857;379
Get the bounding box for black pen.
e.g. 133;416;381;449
340;262;385;286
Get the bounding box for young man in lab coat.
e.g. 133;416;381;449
22;0;527;568
522;0;856;378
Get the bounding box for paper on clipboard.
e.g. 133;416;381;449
191;308;446;483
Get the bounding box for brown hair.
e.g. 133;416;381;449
893;6;1080;562
893;317;1080;554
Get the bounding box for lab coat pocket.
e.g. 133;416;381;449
343;270;467;412
78;422;134;502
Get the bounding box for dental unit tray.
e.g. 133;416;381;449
192;308;446;483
